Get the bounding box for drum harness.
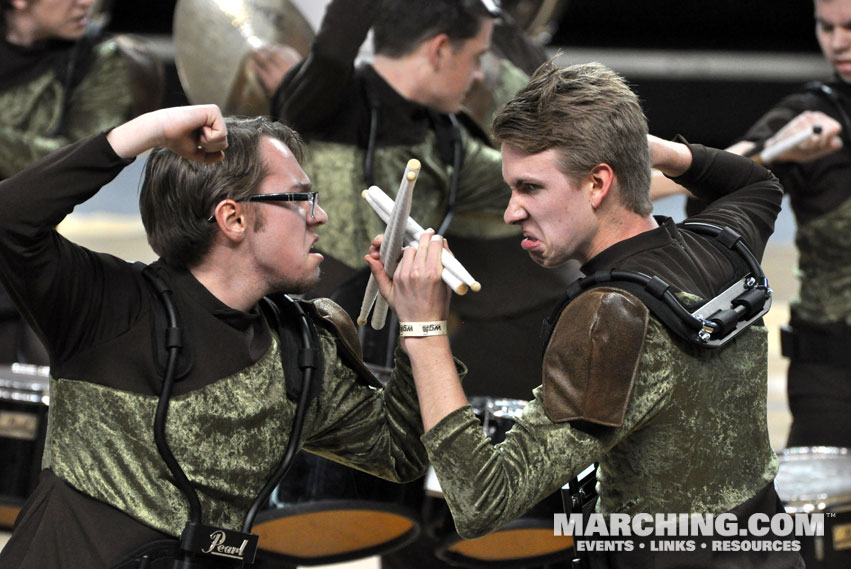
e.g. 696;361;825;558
108;265;322;569
553;221;773;569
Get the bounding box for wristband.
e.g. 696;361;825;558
399;321;448;337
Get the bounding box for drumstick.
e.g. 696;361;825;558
362;189;470;295
357;159;421;329
363;186;481;292
757;124;822;164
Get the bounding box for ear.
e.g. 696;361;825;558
588;163;615;210
424;33;451;71
9;0;29;11
211;200;248;243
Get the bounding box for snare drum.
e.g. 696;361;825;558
0;363;50;528
775;447;851;569
252;451;422;566
425;398;574;568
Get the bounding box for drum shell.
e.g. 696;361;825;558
0;364;50;529
775;447;851;569
252;451;422;567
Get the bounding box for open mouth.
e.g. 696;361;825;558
520;232;542;250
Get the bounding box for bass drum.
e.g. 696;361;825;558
0;364;50;529
252;450;422;566
775;447;851;569
424;398;574;568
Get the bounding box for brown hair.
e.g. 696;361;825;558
139;116;305;268
493;61;652;216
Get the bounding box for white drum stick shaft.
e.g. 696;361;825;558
368;159;421;329
357;275;380;326
759;124;822;164
364;186;480;292
363;191;468;295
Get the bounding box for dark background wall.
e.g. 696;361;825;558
551;0;819;52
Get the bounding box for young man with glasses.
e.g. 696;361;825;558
0;104;432;569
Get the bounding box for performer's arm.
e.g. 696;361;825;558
266;0;379;132
0;105;226;363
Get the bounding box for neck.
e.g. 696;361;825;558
585;212;659;263
190;261;264;313
5;13;39;46
372;53;430;107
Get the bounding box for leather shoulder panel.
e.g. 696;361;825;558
542;287;649;427
303;298;383;388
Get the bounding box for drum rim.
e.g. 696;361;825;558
0;363;50;400
776;446;851;509
779;446;850;459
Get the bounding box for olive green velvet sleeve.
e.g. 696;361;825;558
420;318;777;539
420;390;610;539
301;334;442;483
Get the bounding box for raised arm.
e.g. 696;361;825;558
106;104;227;161
268;0;379;131
0;105;227;365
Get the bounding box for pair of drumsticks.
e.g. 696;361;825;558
357;159;480;330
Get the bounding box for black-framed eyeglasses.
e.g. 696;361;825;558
207;192;318;223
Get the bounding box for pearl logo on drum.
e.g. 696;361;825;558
202;530;249;560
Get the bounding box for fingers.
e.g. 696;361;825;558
364;254;394;300
764;110;844;163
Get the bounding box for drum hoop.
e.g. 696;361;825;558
0;364;50;402
779;446;850;459
776;446;851;509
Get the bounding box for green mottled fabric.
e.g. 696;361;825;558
0;39;132;178
304;129;516;269
43;327;426;537
422;317;776;538
793;197;851;325
44;339;292;536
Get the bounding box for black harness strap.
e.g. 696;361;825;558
542;222;771;351
115;266;322;569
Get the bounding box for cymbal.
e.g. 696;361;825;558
173;0;314;116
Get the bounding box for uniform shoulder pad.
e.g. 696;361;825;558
302;298;383;388
542;287;649;427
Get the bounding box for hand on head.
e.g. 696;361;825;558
365;230;451;324
156;105;229;162
107;104;228;161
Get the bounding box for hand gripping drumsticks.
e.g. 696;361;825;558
755;124;823;164
362;185;481;295
357;159;421;329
